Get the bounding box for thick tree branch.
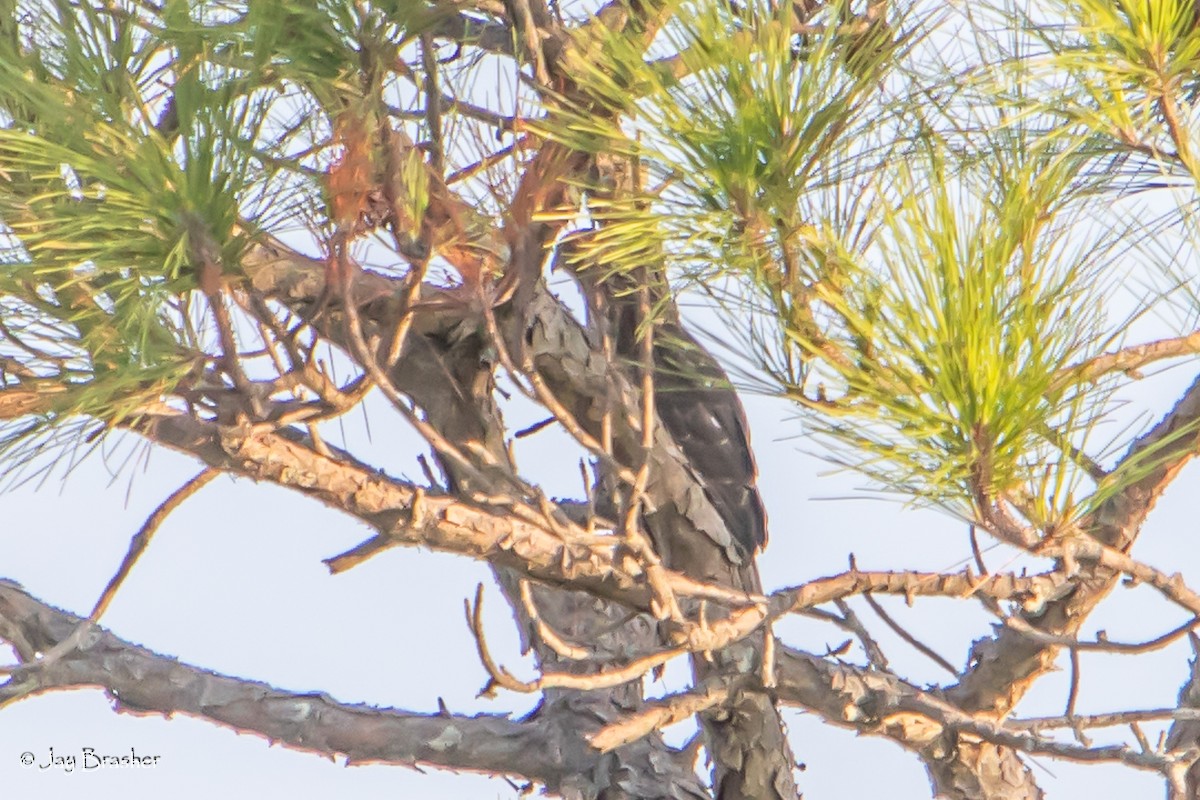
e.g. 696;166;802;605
1052;332;1200;391
770;644;1194;787
951;373;1200;718
130;407;667;611
128;403;1082;664
428;11;516;57
1168;635;1200;796
0;582;627;790
923;373;1200;797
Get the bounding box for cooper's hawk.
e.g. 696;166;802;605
613;297;767;563
580;155;766;566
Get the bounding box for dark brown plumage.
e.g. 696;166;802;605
615;303;767;561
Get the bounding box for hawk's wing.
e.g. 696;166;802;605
650;322;767;560
612;293;767;561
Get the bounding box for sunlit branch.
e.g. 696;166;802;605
0;583;581;783
1052;332;1200;392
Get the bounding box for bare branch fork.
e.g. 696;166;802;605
10;576;1198;787
0;468;219;679
0;583;594;789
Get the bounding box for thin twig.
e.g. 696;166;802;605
1010;708;1200;732
862;591;958;676
833;598;889;670
337;265;521;498
1160;87;1199;184
467;584;537;696
466;584;687;697
91;468;220;619
421;33;445;175
446;137;530;186
588;675;741;752
1055;537;1200;619
511;0;550;84
969;524;988;575
0;468;218;676
514;416;557;438
384;258;433;370
209;290;263;418
323;533;397;574
616;270;681;622
1065;647;1091;746
519;579;590;660
1130;722;1152;754
999;612;1200;655
479;294;639;488
417;453;446;491
762;622;777;688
